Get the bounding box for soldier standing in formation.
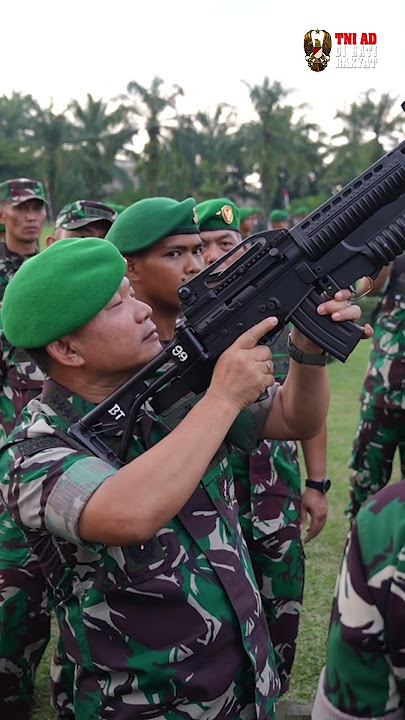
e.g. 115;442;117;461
197;198;329;694
0;185;117;719
0;213;367;719
313;477;405;720
347;255;405;521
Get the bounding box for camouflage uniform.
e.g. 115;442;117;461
0;183;48;717
231;326;304;694
313;479;405;719
347;253;405;520
0;377;282;720
0;191;116;718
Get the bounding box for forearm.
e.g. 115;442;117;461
300;422;328;480
80;393;239;545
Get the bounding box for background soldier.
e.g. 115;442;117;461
46;199;118;244
0;177;47;301
313;478;405;720
197;198;329;694
0;236;362;719
106;196;203;342
239;206;264;239
268;209;290;230
346;255;405;521
0;199;117;719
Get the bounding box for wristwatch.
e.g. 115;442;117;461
305;477;331;493
287;334;330;366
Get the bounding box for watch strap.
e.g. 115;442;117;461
305;478;331;493
287;334;330;366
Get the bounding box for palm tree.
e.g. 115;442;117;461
0;92;42;180
242;78;296;214
123;77;184;195
68;93;136;201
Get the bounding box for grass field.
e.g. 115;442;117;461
31;337;402;718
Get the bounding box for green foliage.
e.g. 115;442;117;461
0;83;403;220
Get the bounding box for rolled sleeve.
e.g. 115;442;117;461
45;456;115;545
227;384;279;452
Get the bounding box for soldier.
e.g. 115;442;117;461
46;199;118;244
293;206;309;224
0;232;365;719
197;198;329;693
313;478;405;720
268;209;290;230
0;199;117;719
346;254;405;521
0;177;47;301
106;196;204;342
239;207;264;239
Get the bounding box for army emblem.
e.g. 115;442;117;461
304;29;332;72
192;206;199;224
221;205;234;224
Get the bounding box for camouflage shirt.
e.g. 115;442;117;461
0;332;44;446
360;254;405;411
0;378;281;720
0;244;43;447
0;241;37;303
313;480;405;719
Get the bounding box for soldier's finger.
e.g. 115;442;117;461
235;317;278;349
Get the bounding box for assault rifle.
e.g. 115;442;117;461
69;140;405;465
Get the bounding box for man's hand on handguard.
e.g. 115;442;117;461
206;316;278;412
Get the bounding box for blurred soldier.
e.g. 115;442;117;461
269;209;290;230
46;199;118;244
346;255;405;521
198;198;329;694
293;205;309;224
0;177;47;301
313;478;405;720
0;199;117;719
239;206;264;239
0;233;362;719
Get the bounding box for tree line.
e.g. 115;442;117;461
1;77;404;220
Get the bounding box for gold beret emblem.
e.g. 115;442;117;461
192;206;199;224
221;205;234;224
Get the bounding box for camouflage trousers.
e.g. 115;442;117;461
347;404;405;521
0;502;74;719
232;439;304;696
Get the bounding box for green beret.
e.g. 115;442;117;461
2;237;127;349
106;197;199;255
295;205;309;216
238;206;264;223
197;198;240;232
269;209;289;222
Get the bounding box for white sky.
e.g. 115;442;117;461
4;0;405;145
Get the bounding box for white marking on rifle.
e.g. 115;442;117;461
172;344;188;362
108;403;126;421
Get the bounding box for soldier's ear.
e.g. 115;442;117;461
45;235;55;248
46;337;85;368
125;256;141;283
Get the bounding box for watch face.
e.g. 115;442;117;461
323;478;331;493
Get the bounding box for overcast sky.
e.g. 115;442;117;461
4;0;405;142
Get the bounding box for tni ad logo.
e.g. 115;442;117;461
304;29;332;72
335;32;377;68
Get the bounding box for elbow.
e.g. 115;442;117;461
79;506;158;546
